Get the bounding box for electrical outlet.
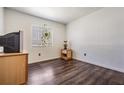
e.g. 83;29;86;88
84;53;86;56
38;53;41;56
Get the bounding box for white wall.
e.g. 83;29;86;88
0;7;4;52
5;8;66;64
0;7;4;35
67;8;124;73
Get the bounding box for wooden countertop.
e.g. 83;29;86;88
0;52;28;57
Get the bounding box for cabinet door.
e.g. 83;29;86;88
0;55;27;85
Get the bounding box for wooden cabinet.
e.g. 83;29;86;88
0;53;28;85
61;49;72;60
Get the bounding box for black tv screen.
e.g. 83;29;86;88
0;31;23;53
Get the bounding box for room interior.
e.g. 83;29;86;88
0;7;124;85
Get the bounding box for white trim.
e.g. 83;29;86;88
74;57;124;73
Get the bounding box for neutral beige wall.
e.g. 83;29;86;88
67;8;124;73
0;7;4;52
4;8;66;64
0;7;4;35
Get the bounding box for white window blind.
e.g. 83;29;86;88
32;26;42;46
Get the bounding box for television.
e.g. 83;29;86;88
0;31;23;53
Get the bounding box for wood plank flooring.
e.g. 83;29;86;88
27;59;124;85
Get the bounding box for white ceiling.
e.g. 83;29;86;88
7;7;102;24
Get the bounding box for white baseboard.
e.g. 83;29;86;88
29;57;60;64
74;58;124;73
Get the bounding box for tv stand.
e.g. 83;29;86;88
0;53;28;85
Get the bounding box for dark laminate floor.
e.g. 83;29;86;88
27;59;124;85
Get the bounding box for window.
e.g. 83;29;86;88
32;26;42;46
32;25;53;47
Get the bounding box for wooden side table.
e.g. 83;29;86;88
61;49;72;61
